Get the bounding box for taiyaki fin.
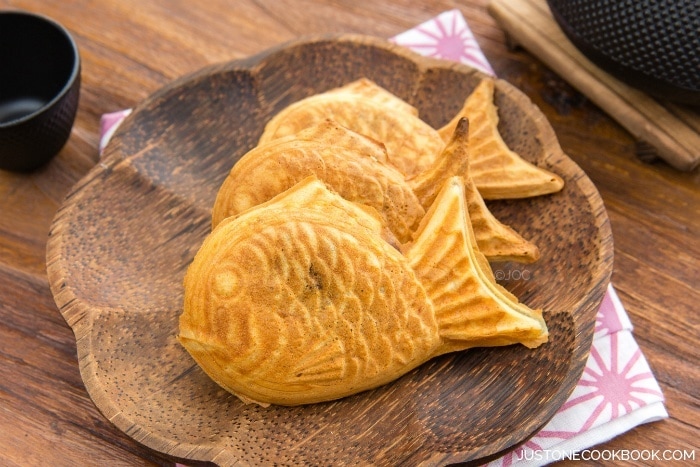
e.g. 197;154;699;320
286;114;389;163
213;120;424;243
409;118;540;263
258;82;444;176
403;176;548;351
290;338;347;384
438;79;564;199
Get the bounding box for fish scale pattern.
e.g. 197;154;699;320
206;213;439;396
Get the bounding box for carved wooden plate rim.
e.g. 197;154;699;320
47;34;614;466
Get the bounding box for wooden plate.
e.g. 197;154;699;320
46;34;613;466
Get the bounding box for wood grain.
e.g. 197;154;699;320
0;0;697;465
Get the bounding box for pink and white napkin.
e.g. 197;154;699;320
99;9;667;466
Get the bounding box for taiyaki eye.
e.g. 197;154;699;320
213;271;237;298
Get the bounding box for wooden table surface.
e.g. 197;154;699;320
1;0;697;465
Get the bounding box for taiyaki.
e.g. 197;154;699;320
327;77;420;117
258;78;564;200
258;79;443;176
212;119;425;243
213;118;539;262
438;79;565;199
179;176;548;406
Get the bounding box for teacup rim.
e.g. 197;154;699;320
0;10;81;128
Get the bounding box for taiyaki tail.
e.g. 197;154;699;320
409;118;540;263
403;176;548;352
438;79;564;199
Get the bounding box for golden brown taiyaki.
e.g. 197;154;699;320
179;176;548;406
212;119;424;244
213;118;539;262
258;79;443;176
328;77;420;117
438;79;564;199
259;78;564;200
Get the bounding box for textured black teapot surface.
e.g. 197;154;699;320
547;0;699;105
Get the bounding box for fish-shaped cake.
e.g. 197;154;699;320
213;118;539;262
179;176;548;406
212;118;424;244
258;78;442;177
258;78;564;199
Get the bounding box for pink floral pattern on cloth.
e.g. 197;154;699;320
491;285;666;466
99;10;667;466
390;9;494;75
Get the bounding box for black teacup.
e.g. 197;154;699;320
0;11;81;172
